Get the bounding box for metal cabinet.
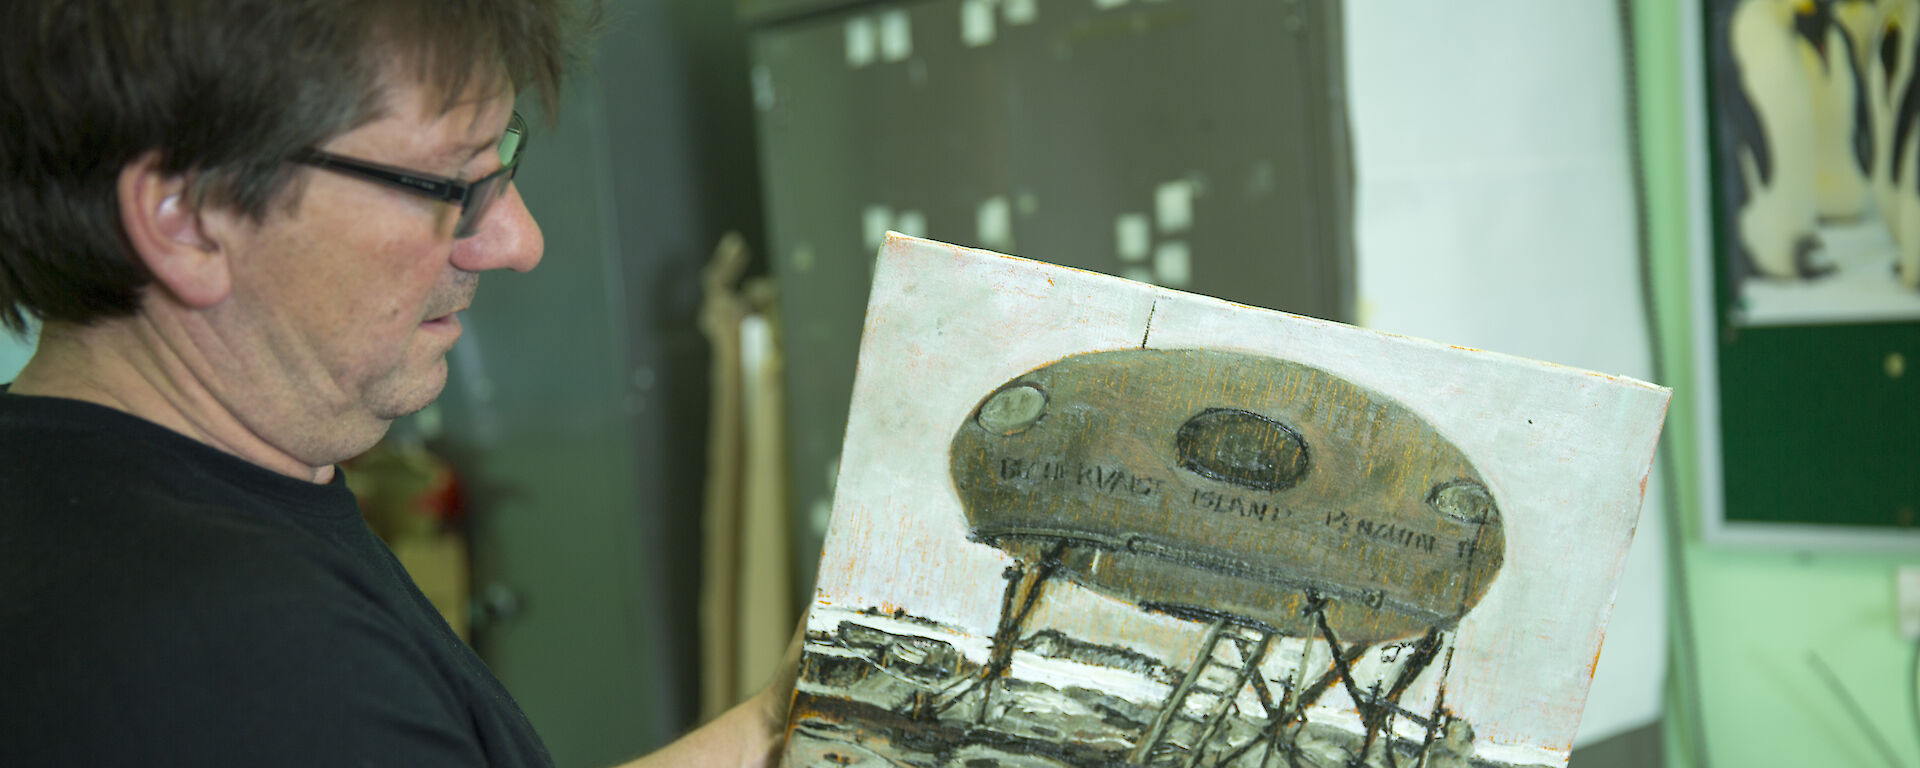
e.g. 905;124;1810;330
745;0;1354;591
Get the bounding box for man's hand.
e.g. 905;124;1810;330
614;616;805;768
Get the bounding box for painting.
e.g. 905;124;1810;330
786;234;1670;768
1708;0;1920;326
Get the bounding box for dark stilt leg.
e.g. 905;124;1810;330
1130;617;1232;765
1414;645;1457;768
1183;630;1273;768
932;542;1066;721
1360;627;1442;765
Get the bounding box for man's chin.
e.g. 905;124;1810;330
369;358;450;422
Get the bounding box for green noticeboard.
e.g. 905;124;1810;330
1715;325;1918;531
1701;0;1920;544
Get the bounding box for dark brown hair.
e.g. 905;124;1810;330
0;0;591;334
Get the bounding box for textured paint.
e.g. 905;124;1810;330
797;234;1669;767
950;349;1506;643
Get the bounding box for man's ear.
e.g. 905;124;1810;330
117;152;231;309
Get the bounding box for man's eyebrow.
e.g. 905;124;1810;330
436;137;496;167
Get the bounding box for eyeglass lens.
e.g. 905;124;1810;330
453;114;527;238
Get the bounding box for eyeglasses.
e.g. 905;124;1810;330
294;111;527;239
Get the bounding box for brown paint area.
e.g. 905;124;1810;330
951;348;1505;646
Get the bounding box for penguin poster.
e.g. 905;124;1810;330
786;234;1669;768
1709;0;1920;325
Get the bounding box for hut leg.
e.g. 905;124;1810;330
1361;627;1443;763
1414;644;1457;768
1129;617;1234;765
975;547;1061;722
1304;596;1390;768
933;542;1065;721
1183;629;1273;768
1214;630;1289;767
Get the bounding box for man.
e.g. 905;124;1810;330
0;1;791;765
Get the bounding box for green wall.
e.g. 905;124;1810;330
1634;3;1920;766
0;333;31;381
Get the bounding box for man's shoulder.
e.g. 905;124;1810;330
0;401;344;610
0;392;364;560
0;394;402;675
0;395;495;765
0;446;390;684
0;566;486;766
0;476;484;766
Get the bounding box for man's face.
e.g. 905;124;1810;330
201;74;542;467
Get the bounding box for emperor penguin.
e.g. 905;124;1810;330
1863;0;1920;288
1725;0;1835;279
1835;0;1888;73
1805;0;1874;221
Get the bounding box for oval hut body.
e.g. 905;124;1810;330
950;348;1505;647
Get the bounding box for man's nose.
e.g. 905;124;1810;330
450;183;543;273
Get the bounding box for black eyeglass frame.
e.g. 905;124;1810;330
293;111;527;239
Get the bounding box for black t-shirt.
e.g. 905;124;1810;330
0;391;553;766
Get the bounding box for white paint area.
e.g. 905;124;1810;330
1093;0;1129;9
1115;213;1151;262
1345;0;1665;750
862;205;893;251
845;16;877;68
791;242;816;274
1155;179;1196;232
879;10;914;63
1016;190;1040;216
751;65;775;112
977;196;1014;250
1003;0;1038;25
804;605;1530;761
808;498;834;539
1245;160;1276;197
1153;241;1191;288
961;0;997;47
895;210;928;239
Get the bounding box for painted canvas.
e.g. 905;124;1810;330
786;234;1670;768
